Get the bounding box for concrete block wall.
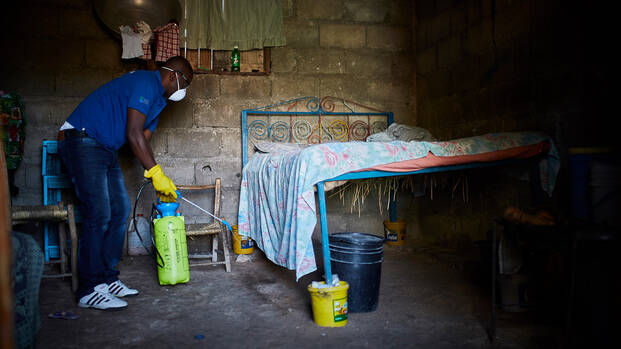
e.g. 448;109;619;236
411;0;613;246
1;1;416;246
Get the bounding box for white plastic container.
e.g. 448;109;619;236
128;214;152;255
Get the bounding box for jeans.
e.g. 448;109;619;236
59;135;130;299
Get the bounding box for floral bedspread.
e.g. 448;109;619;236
238;132;560;280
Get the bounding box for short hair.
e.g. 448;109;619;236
163;56;193;80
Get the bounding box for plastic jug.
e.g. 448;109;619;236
128;214;152;255
153;202;189;285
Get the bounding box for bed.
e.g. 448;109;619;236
237;97;560;283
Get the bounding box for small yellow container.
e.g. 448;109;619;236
384;219;406;246
232;225;254;255
307;281;349;327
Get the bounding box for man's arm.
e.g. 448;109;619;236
126;108;156;170
143;129;153;142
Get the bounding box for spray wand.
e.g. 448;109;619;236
174;190;233;232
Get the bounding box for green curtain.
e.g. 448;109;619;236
182;0;286;50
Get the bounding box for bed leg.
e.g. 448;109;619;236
317;181;333;285
389;188;397;222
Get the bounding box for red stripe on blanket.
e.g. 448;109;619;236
358;141;550;173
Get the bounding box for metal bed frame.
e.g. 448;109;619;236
241;96;543;287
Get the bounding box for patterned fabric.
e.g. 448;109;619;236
238;132;560;280
12;231;44;349
1;92;26;170
136;20;153;60
141;42;152;60
153;23;180;62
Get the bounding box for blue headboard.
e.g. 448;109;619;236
241;96;394;167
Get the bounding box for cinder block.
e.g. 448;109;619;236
384;101;415;124
463;22;493;57
167;129;221;158
450;56;478;92
221;77;271;99
218;128;242;158
60;8;111;39
188;75;220;99
298;49;346;75
21;97;53;125
21;96;79;128
366;78;412;103
437;36;462;69
495;6;530;45
25;163;43;190
284;20;319;48
220;188;241;224
391;53;414;78
449;8;467;37
271;75;320;98
12;163;27;188
416;1;436;22
466;0;485;25
178;189;216;223
86;40;123;71
157;99;194;129
416;19;429;51
22;39;60;71
10;189;41;207
346;52;391;76
156;158;196;185
55;70;119;97
297;0;344;20
320;24;365;49
194;157;242;188
344;0;388;23
50;98;82;125
319;76;368;102
17;5;59;38
1;40;24;67
2;69;56;97
194;99;243;128
387;0;413;26
367;26;411;51
150;129;168;156
428;12;451;43
270;48;298;73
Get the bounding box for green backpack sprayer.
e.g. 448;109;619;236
132;181;233;286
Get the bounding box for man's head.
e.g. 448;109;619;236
159;56;194;101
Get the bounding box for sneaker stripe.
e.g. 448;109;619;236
86;294;99;305
110;284;121;295
94;296;108;305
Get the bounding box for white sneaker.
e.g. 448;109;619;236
78;284;127;310
107;280;139;297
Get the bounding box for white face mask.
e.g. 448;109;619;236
162;66;188;101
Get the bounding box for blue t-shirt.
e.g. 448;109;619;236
66;70;167;150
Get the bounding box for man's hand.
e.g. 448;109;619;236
144;164;178;200
157;192;177;203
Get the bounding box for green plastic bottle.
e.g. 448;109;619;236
231;45;240;72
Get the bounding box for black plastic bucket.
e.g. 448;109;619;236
328;232;384;313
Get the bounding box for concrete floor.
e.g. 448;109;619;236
36;243;562;348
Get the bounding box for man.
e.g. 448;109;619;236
58;56;193;310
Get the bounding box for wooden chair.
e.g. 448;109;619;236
177;178;231;272
11;202;79;292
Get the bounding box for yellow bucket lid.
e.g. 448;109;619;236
307;280;349;293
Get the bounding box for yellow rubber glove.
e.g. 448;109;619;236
157;192;177;203
144;164;178;201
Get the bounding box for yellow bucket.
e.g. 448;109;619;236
232;225;254;255
383;219;406;246
307;281;349;327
